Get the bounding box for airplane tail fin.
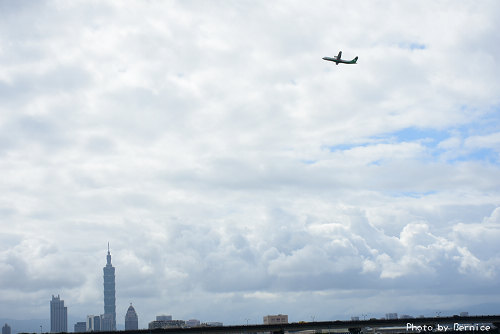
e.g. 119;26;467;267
351;56;358;64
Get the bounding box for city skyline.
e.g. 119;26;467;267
1;0;500;328
4;245;465;333
0;226;489;332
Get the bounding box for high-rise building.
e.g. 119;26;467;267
50;295;68;333
103;243;116;331
125;304;138;330
2;323;11;334
74;322;86;333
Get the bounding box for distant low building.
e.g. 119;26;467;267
2;324;11;334
202;322;223;327
385;313;398;320
148;321;163;330
156;315;172;321
186;319;201;327
400;315;413;319
263;314;288;325
74;322;86;333
460;312;469;317
148;320;185;329
351;317;360;321
87;315;101;331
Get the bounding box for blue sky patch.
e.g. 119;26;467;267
377;127;448;147
326;142;370;152
449;148;499;165
398;42;426;50
326;124;499;165
385;190;437;198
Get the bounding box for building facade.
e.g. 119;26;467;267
74;322;86;333
125;304;139;330
103;244;116;330
203;322;223;327
400;315;413;319
100;313;114;332
148;320;185;329
50;295;68;333
263;314;288;325
186;319;201;327
2;324;11;334
87;315;101;332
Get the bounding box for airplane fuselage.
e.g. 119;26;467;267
322;51;358;65
322;56;355;64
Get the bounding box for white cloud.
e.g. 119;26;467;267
1;0;500;328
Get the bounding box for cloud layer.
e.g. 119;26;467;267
1;0;500;328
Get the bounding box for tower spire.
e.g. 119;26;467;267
106;243;112;265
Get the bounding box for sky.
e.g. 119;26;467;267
1;0;500;330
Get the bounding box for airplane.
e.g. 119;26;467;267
322;51;358;65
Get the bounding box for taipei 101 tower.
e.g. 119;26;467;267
103;243;116;330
